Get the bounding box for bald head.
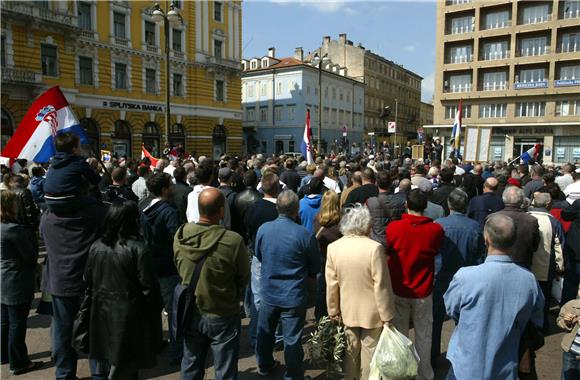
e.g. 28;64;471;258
474;164;483;175
313;168;325;178
484;213;517;253
198;187;225;224
352;171;363;185
399;178;412;191
484;177;499;193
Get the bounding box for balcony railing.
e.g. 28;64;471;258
483;19;512;30
481;51;510;61
520;14;552;25
206;56;241;70
1;68;42;84
482;82;508;91
518;46;550;57
79;30;96;40
173;50;185;59
448;54;473;64
114;36;129;47
446;0;472;5
444;84;473;93
146;44;158;53
1;1;76;26
562;9;580;19
559;44;580;53
450;24;475;34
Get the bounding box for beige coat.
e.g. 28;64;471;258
326;235;395;329
558;299;580;352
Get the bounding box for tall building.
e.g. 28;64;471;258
429;0;580;163
307;34;423;147
241;47;364;155
1;0;242;160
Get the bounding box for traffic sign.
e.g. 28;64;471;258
388;122;397;133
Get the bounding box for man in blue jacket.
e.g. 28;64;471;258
255;190;320;379
299;176;323;233
467;177;504;229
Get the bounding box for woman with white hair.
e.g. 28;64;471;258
326;204;395;380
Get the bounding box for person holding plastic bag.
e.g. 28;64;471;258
443;214;544;380
369;324;419;380
326;204;395;380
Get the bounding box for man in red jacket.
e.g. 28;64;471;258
386;189;444;380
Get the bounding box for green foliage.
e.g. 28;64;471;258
307;316;346;373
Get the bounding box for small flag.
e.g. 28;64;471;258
521;144;541;164
101;150;111;163
1;86;89;163
301;109;314;164
142;144;159;168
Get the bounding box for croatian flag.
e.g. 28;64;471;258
141;144;159;168
521;144;541;164
449;99;462;152
300;109;314;164
1;86;88;163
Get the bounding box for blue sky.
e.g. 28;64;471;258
242;1;437;103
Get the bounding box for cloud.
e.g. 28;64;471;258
403;44;416;52
421;71;435;103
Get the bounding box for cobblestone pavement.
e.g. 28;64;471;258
0;295;565;379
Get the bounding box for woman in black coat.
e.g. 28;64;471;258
84;199;163;379
0;190;43;374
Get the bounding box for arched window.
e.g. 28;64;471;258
169;123;185;155
113;120;132;158
143;122;160;157
1;109;14;152
79;118;99;154
212;124;227;160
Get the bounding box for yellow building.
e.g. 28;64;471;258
1;0;243;160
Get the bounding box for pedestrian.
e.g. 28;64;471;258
344;168;378;205
217;167;237;230
386;189;444;380
255;190;321;379
233;169;262;241
280;159;301;193
431;167;457;215
0;190;44;375
467;177;505;229
444;214;544;380
367;170;405;246
8;174;40;229
174;188;250;380
102;167;139;203
524;165;545;199
312;190;342;321
84;199;163;379
171;166;193;224
28;166;47;212
432;189;485;366
326;204;395;380
131;165;150;201
340;170;362;208
186;159;215;223
555;164;575;192
299;176;323;233
562;200;580;305
557;287;580;380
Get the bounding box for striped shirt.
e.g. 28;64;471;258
570;328;580;355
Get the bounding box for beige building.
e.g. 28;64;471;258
307;34;422;147
420;102;434;127
428;0;580;163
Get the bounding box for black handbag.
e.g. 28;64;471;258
72;289;92;353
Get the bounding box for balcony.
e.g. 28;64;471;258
517;46;551;57
446;0;472;5
1;1;76;27
481;51;510;61
205;56;241;71
513;81;548;89
447;54;473;64
444;84;473;93
146;44;158;53
173;50;185;59
79;29;97;40
449;24;475;35
483;19;512;30
554;78;580;87
1;67;42;84
114;36;129;47
520;14;552;25
562;9;580;19
481;82;508;91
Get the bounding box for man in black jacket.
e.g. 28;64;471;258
102;167;139;203
367;170;405;246
140;172;182;364
233;170;262;241
280;159;301;193
431;167;457;215
171;166;192;224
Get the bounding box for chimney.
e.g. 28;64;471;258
323;36;331;45
339;33;347;44
294;47;303;62
268;47;275;58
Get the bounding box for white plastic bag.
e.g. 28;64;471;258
369;324;419;380
552;276;564;303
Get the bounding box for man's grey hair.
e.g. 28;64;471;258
276;190;299;216
448;188;469;213
484;214;517;250
340;204;371;236
532;192;551;209
502;186;525;207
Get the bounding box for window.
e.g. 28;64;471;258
78;2;92;30
517;68;546;83
41;44;58;76
145;69;156;93
1;36;6;67
324;86;328;98
173;73;183;96
484;9;510;29
250;60;257;69
561;32;580;53
445;105;472;119
275;106;283;121
479;103;507;118
215;80;224;101
519;36;548;56
332;87;336;100
79;56;93;85
306;85;310;96
214;40;222;58
288;105;295;120
521;4;550;24
247;84;255;98
114;63;127;89
246;108;255;121
172;29;182;52
516;102;546;117
482;71;507;91
448;45;473;63
448;73;472;92
214;1;222;22
563;1;580;18
276;82;282;95
450;16;474;34
260;107;268;122
560;65;580;80
145;21;156;46
113;12;126;38
482;41;509;60
556;100;580;116
260;83;267;97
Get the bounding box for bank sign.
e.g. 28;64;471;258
102;101;163;112
513;81;548;90
554;79;580;87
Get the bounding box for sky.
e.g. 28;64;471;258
242;0;437;103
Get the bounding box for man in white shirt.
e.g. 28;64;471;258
186;160;231;228
556;164;575;192
565;172;580;205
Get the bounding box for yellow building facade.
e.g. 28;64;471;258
1;0;243;159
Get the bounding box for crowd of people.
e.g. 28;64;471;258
1;131;580;380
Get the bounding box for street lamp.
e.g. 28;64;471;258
311;53;329;155
151;1;182;152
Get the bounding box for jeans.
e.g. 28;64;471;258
538;280;552;332
256;303;306;380
562;259;580;306
52;295;82;380
251;259;283;344
181;313;240;380
563;351;580;380
158;274;182;361
90;360;139;380
1;303;31;371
